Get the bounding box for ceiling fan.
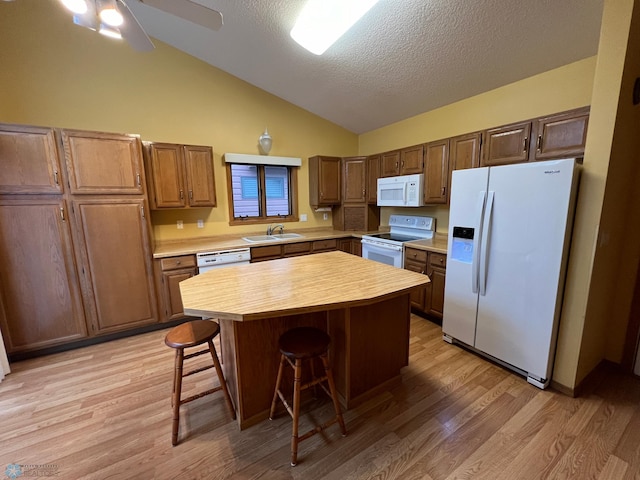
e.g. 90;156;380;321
58;0;223;51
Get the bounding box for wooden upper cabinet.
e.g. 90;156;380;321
343;156;367;203
61;129;145;195
449;132;481;172
0;123;63;194
366;154;380;204
381;150;401;177
309;155;341;207
70;197;157;335
400;144;424;174
531;107;589;161
184;145;216;207
481;121;531;167
0;198;87;353
145;143;216;209
423;139;449;205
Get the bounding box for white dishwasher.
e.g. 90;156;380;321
196;248;251;273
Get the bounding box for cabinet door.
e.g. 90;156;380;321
309;156;341;206
381;150;400;177
337;238;352;254
147;143;186;208
71;198;158;334
366;154;380;204
162;268;196;321
400;145;424;175
146;143;187;208
404;260;426;311
450;132;481;172
184;145;216;207
343;156;366;203
0;198;87;353
0;124;63;194
61;129;145;195
424;139;449;204
481;122;531;167
532;108;589;161
427;266;446;319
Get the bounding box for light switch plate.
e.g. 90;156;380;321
177;220;184;229
300;213;307;222
197;219;204;228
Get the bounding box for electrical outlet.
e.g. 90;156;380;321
177;220;183;229
323;213;328;221
300;213;307;222
197;219;204;228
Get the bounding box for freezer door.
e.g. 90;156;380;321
474;159;578;381
442;167;489;346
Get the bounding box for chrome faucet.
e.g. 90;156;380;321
266;224;284;235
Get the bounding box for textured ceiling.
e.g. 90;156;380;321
108;1;604;133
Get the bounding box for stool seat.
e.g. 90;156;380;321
278;327;330;359
165;319;220;349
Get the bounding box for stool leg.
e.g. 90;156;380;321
291;358;302;467
208;340;236;420
269;354;286;420
171;348;184;446
321;353;347;436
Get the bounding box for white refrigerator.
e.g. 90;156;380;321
442;158;579;389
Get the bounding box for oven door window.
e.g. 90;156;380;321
362;242;403;268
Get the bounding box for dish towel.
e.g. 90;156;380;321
0;329;10;382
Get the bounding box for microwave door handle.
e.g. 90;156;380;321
403;183;408;204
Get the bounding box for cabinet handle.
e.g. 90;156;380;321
362;188;365;197
537;135;542;152
441;186;446;196
189;190;193;199
59;207;65;222
320;191;324;199
136;173;141;187
180;190;184;199
54;171;59;185
522;138;528;153
395;161;399;170
141;205;146;218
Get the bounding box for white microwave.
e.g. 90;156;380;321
377;174;424;207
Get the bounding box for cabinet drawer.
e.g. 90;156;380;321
283;241;312;256
251;245;283;261
405;248;427;264
160;255;196;271
429;253;447;269
404;259;427;275
312;239;337;251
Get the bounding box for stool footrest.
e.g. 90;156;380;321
180;386;223;406
184;348;210;361
298;416;341;443
183;364;213;378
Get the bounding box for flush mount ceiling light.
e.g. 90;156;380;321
61;0;88;14
97;0;123;26
290;0;379;55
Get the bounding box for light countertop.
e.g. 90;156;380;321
179;251;430;321
154;228;449;258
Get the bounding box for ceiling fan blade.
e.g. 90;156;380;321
139;0;223;31
117;0;155;51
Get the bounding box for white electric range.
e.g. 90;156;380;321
361;214;435;268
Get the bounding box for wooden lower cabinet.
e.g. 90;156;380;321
337;238;362;256
155;255;197;322
0;198;88;353
71;198;158;334
404;247;447;320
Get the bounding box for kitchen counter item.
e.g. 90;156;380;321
179;251;428;429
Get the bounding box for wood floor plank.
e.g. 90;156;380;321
1;315;640;479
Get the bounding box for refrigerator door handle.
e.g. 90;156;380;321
479;191;495;296
471;191;487;294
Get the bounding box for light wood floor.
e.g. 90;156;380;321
1;315;639;480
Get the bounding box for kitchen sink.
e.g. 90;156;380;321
242;233;304;243
270;233;304;239
242;235;278;243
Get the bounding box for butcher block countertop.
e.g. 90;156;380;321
154;228;449;258
179;250;430;321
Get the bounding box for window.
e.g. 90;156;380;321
227;163;298;224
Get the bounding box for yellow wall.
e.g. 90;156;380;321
577;0;640;382
0;0;358;241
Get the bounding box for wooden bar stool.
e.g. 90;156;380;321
164;319;236;446
269;326;347;466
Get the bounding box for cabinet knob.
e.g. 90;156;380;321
522;138;528;153
176;260;181;265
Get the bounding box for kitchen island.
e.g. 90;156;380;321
180;251;429;429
